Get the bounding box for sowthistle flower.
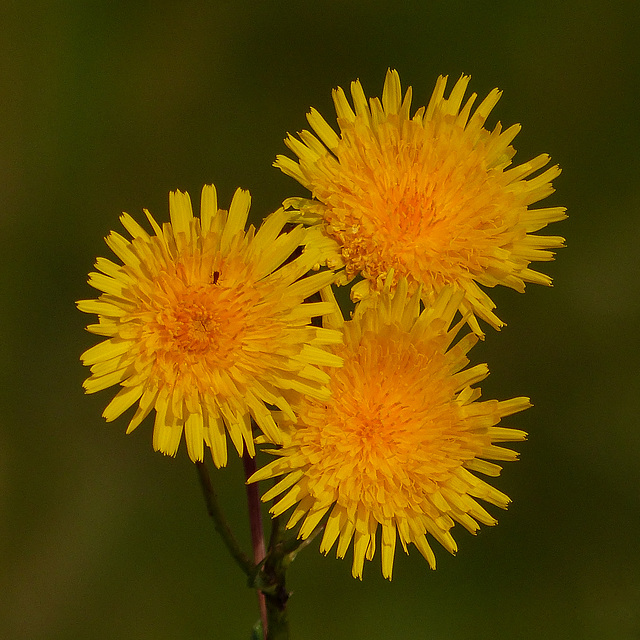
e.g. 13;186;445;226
77;70;562;601
276;69;566;333
78;185;342;467
250;280;529;579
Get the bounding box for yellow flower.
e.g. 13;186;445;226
275;70;566;333
78;185;342;467
250;280;529;579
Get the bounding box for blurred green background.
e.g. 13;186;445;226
2;1;639;638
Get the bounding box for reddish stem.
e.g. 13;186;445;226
243;450;268;638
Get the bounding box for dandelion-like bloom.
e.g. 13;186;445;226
276;70;566;333
250;280;529;579
78;185;342;467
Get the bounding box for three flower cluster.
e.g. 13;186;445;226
79;70;565;579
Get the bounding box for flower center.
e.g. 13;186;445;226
153;284;244;370
164;301;214;353
319;117;511;292
296;329;465;516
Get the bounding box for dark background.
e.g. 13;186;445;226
2;1;639;638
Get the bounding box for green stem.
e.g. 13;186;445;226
259;519;325;639
195;461;254;578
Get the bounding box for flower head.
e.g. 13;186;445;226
250;280;529;579
78;185;342;467
276;70;566;333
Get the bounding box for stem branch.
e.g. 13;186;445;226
195;461;254;578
